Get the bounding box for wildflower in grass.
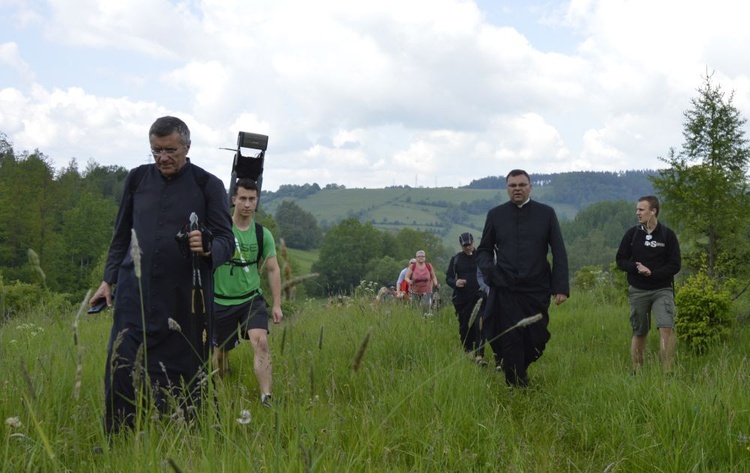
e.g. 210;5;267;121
5;417;22;428
170;408;186;425
130;229;142;278
168;318;182;332
351;326;373;372
237;410;252;425
27;249;46;288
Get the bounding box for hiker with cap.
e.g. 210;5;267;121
446;232;487;365
405;250;440;314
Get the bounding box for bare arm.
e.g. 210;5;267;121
265;256;284;324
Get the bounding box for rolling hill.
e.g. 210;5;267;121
260;170;657;250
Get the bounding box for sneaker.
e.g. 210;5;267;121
261;393;272;408
475;356;488;367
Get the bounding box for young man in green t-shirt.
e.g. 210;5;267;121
213;178;283;407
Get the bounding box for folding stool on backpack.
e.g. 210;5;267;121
227;131;268;207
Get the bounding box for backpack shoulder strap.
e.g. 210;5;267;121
130;163;210;195
629;225;640;247
190;164;210;191
129;164;150;196
254;221;264;263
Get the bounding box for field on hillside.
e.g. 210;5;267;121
262;186;578;250
2;291;749;471
285;247;318;275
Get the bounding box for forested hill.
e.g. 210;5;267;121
260;170;657;224
464;170;658;208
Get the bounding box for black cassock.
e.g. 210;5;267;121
102;161;234;432
477;199;569;386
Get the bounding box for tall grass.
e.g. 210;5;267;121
1;291;749;471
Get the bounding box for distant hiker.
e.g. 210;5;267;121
375;286;397;305
446;232;486;366
90;116;235;434
396;258;417;300
477;169;569;387
615;195;681;374
213;178;283;408
405;250;440;315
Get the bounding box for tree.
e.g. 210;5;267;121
392;227;450;277
363;256;403;288
651;73;750;280
274;200;323;249
310;218;385;295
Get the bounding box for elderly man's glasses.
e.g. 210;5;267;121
151;147;180;157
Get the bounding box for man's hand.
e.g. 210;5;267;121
456;279;466;287
552;294;567;305
635;262;651;276
90;281;113;308
188;229;210;256
272;305;284;324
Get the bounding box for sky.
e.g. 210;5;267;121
2;0;749;192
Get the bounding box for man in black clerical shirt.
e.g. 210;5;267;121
90;116;234;433
476;169;569;387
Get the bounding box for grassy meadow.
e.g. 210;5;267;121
1;290;749;472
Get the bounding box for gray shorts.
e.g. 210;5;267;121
628;286;675;335
213;296;269;351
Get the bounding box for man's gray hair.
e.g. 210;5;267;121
149;116;191;146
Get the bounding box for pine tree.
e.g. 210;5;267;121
651;72;750;279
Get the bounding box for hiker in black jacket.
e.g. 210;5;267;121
616;195;681;374
446;233;486;366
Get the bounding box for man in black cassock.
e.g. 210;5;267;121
90;116;234;433
476;169;569;387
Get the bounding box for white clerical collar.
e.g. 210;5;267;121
516;198;531;208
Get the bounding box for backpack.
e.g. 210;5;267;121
228;221;265;274
410;262;433;281
129;164;264;269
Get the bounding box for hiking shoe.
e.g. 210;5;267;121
261;393;272;408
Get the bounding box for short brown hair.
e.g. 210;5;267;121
639;195;660;216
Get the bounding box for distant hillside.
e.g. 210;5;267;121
260;170;657;250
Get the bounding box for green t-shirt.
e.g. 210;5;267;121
214;220;277;306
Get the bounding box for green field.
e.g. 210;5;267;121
2;290;749;471
262;186;578;250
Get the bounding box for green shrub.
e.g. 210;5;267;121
675;270;733;354
1;281;73;321
573;263;627;305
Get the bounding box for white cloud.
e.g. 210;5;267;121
1;0;749;191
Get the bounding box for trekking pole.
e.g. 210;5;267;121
189;212;205;317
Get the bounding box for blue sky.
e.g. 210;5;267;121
1;0;748;191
